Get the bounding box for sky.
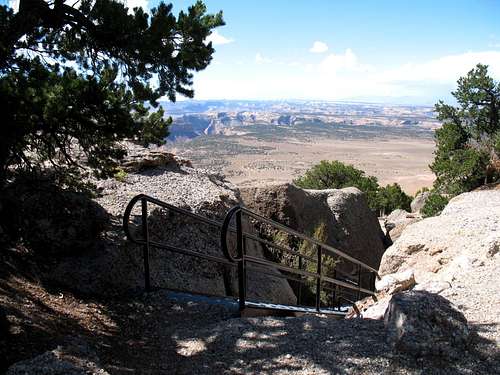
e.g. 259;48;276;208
5;0;500;104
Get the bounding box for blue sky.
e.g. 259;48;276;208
5;0;500;104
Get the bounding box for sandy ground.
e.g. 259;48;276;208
224;137;435;195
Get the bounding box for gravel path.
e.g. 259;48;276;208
97;291;499;375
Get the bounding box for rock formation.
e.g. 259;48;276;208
350;190;500;352
385;291;471;360
119;142;192;172
384;209;421;242
47;151;296;304
241;184;386;271
379;190;500;283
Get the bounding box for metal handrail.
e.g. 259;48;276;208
241;207;379;274
123;194;235;292
123;194;378;314
220;205;379;312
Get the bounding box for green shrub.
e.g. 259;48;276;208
431;64;500;196
297;222;341;305
421;193;449;217
377;183;412;215
294;160;412;214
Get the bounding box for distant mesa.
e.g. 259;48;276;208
163;100;440;142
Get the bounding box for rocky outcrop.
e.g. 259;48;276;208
119;143;192;172
241;184;386;271
384;209;421;242
410;191;430;213
378;190;500;345
379;190;500;283
241;184;385;299
385;291;471;360
47;152;296;305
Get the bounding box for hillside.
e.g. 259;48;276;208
1;149;499;374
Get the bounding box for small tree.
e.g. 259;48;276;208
377;183;412;215
294;160;412;214
431;64;500;195
0;0;224;189
294;160;380;209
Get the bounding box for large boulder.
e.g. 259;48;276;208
380;190;500;283
379;190;500;345
384;291;471;360
119;142;192;172
48;157;296;305
241;184;386;292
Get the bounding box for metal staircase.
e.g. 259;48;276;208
123;194;379;316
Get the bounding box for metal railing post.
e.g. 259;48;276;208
236;210;246;312
298;256;303;305
332;269;337;309
141;198;151;292
315;245;322;312
357;264;362;301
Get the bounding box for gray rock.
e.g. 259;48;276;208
119;143;192;172
411;191;430;213
379;190;500;349
384;209;421;242
361;297;391;320
347;269;415;320
48;160;296;305
241;184;386;282
379;191;500;283
384;291;470;360
375;269;415;294
413;280;451;294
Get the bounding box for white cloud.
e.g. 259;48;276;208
206;30;234;46
317;48;374;75
379;51;500;84
255;52;272;64
309;41;329;53
182;49;500;102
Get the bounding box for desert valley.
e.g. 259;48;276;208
166;100;438;194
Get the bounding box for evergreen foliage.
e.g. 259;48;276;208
0;0;223;189
376;183;412;214
420;192;449;218
431;64;500;195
